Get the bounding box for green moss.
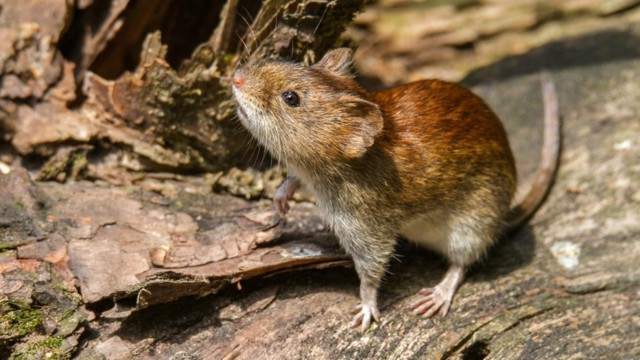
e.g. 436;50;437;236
69;152;88;179
51;283;81;305
0;240;20;251
0;300;43;342
222;53;235;64
9;336;68;360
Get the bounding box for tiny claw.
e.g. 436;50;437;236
351;303;379;332
361;314;371;332
273;176;299;217
351;304;363;315
410;287;452;319
438;303;449;317
371;306;380;322
409;297;429;310
418;288;433;295
260;214;284;231
422;303;441;318
274;197;289;216
412;301;435;315
350;312;363;328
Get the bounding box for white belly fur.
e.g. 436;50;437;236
399;211;452;255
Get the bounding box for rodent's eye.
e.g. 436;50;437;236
281;90;300;107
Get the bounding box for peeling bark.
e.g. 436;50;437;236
2;0;367;178
347;0;640;84
0;1;365;357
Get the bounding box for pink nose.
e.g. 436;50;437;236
233;73;245;88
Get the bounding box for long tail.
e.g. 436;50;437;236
506;72;561;232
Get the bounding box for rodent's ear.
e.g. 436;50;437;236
313;48;353;77
339;95;384;158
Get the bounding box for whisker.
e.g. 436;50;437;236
235;29;250;60
240;7;258;40
238;8;258;59
313;3;330;37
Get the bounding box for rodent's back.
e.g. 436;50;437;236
370;80;517;211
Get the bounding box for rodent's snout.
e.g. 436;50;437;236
232;69;245;89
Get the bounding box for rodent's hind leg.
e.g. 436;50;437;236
350;278;381;332
409;265;464;318
339;226;396;332
408;211;499;318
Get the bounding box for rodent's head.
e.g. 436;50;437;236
231;48;383;167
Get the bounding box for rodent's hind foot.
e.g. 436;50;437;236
409;265;464;318
409;286;453;318
350;303;380;332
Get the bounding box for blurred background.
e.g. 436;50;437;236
349;0;640;84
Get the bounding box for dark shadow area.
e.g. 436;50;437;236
389;224;536;294
111;293;224;346
471;224;537;281
61;0;225;79
463;30;640;86
462;339;490;360
0;141;18;166
381;240;448;307
231;0;264;55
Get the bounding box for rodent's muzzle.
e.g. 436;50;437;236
232;68;246;89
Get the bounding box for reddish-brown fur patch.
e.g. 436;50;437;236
363;80;517;215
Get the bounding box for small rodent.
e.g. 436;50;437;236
231;48;560;331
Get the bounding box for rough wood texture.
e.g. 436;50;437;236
0;1;365;358
1;0;367;179
0;165;349;358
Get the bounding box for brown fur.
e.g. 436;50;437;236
231;48;560;330
371;80;517;215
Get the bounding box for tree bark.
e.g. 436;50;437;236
0;1;365;358
1;0;366;177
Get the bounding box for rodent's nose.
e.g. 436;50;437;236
233;72;245;88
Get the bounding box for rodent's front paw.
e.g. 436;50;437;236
350;303;380;332
273;176;300;217
273;193;290;216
